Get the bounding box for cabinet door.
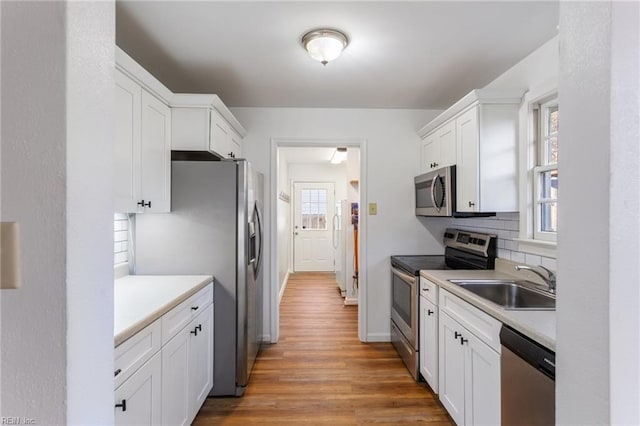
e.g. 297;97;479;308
188;304;214;423
115;70;141;213
140;90;171;213
162;325;191;426
456;107;480;212
438;312;465;426
114;351;161;426
437;121;456;168
421;133;439;172
230;128;243;159
209;109;231;158
464;331;501;426
420;296;438;393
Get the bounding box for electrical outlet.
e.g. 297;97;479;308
368;203;377;215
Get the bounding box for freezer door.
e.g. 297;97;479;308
237;162;264;394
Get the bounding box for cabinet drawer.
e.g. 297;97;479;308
114;318;162;389
420;276;439;304
162;282;213;345
439;289;501;353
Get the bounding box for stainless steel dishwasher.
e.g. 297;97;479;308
500;325;555;425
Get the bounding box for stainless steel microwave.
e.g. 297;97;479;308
415;165;456;217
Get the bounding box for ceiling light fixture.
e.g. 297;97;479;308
302;29;349;66
330;147;348;164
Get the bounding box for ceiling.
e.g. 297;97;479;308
116;1;559;109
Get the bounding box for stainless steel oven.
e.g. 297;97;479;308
390;267;419;377
390;228;497;381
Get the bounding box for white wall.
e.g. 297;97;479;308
288;162;347;202
231;107;442;340
557;2;640;424
0;1;114;424
276;153;290;292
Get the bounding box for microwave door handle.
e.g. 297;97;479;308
430;174;442;212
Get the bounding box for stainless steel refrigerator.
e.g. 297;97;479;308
134;154;264;396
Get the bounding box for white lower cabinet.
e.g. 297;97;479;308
438;290;500;426
115;283;214;426
114;351;162;426
439;312;466;425
162;304;214;426
419;294;438;393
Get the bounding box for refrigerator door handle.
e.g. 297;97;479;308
254;203;263;274
331;214;340;249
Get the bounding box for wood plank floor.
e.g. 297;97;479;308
193;272;453;425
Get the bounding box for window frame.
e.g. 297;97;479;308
515;80;558;256
533;97;558;242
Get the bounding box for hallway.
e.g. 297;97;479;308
194;272;452;425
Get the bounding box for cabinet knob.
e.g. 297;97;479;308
228;152;235;158
197;324;202;332
460;337;468;345
114;368;122;377
115;399;127;412
191;306;199;311
427;309;434;316
190;327;198;336
137;200;151;208
433;162;439;168
454;331;462;339
468;201;475;208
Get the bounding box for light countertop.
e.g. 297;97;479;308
420;268;556;351
114;274;213;347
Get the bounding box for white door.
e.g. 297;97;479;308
293;182;335;272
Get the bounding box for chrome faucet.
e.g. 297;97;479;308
515;265;556;294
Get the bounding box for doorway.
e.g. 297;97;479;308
269;139;367;343
292;182;335;272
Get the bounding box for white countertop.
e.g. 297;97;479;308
114;274;213;347
420;269;556;351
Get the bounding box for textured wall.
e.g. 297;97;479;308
0;1;115;424
1;2;68;423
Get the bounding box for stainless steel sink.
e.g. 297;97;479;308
448;279;556;310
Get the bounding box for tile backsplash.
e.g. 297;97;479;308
114;213;129;265
446;212;557;271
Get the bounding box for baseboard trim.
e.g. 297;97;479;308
278;271;290;304
366;333;391;342
344;296;358;306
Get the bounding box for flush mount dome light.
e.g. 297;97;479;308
302;29;349;66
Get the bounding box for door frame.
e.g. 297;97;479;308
291;181;336;273
269;138;368;343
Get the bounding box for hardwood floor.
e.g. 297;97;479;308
193;272;453;425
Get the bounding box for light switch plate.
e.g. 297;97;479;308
368;203;378;215
1;222;21;289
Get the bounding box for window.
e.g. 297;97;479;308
300;189;328;230
533;98;558;241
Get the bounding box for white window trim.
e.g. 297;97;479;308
517;79;558;255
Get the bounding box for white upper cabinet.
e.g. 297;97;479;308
115;70;142;213
418;89;523;213
172;94;246;160
115;48;173;213
140;91;171;213
419;120;456;173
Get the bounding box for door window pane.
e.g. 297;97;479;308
300;189;328;230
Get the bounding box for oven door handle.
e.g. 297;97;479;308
391;267;417;285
